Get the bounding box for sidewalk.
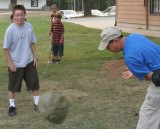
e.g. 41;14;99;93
119;27;160;38
63;17;160;38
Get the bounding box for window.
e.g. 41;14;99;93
150;0;160;14
31;0;38;7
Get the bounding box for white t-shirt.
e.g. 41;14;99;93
3;22;37;67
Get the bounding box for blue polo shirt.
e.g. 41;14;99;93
123;33;160;80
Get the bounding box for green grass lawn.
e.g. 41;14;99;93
0;11;160;129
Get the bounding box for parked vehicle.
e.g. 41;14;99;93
80;9;106;17
91;9;105;16
103;6;116;16
59;10;82;19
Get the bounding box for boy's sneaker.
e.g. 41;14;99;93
56;59;61;64
8;106;16;116
34;104;38;111
52;59;57;63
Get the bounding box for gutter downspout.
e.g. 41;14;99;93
115;0;117;26
146;0;148;30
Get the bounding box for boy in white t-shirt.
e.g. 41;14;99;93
3;5;40;116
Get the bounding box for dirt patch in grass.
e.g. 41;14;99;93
100;59;127;78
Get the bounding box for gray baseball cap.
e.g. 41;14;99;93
98;26;122;51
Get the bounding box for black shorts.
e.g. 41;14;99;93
8;61;40;92
52;44;64;57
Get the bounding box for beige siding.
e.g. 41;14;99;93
117;0;144;6
148;15;160;25
118;19;146;25
118;10;145;15
116;0;160;31
118;14;146;20
117;0;146;25
149;16;160;21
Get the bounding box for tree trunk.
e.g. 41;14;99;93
83;0;91;16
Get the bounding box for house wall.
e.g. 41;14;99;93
0;0;10;9
147;1;160;31
17;0;46;9
116;0;146;29
116;0;160;31
0;0;46;10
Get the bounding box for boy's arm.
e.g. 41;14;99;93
31;43;38;68
49;27;52;36
49;23;53;36
60;33;64;43
4;49;16;72
49;15;53;36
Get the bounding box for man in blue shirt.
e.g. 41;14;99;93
98;26;160;129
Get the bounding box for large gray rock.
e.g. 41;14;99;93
39;91;69;124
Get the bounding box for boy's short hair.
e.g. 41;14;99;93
51;4;57;9
55;12;62;19
13;5;26;15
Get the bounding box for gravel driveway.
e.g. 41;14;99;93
62;16;115;30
